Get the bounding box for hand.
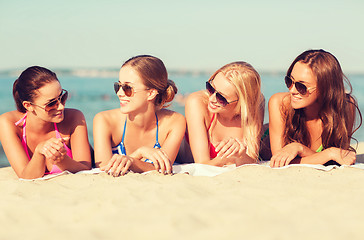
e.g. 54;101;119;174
134;147;172;175
215;138;246;159
38;137;68;165
100;154;133;177
327;147;356;165
270;142;301;168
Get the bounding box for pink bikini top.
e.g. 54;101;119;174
15;113;73;174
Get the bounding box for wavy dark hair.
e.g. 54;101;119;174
283;49;362;152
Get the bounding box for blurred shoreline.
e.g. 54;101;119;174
2;68;364;79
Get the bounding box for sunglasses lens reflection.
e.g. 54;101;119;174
206;82;215;95
295;82;307;95
205;81;229;107
114;82;120;94
285;76;308;95
215;93;228;106
114;82;134;97
44;90;68;111
122;85;133;97
285;76;293;89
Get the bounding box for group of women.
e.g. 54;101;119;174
0;49;361;179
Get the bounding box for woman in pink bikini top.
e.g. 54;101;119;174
182;61;265;166
0;66;91;179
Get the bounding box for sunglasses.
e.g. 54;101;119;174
205;81;238;107
285;76;316;96
32;89;68;112
114;82;149;97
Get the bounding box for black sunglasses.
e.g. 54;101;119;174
284;76;316;96
205;81;238;107
114;82;149;97
32;89;68;112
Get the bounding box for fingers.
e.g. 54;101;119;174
341;150;356;165
41;138;67;163
113;157;130;177
226;138;246;158
101;154;132;177
270;152;294;168
160;149;172;174
148;149;171;175
100;154;118;172
216;138;245;159
214;139;229;153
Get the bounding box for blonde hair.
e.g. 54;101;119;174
122;55;177;109
209;62;264;160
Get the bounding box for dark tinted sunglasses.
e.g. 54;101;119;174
284;76;316;96
114;82;148;97
32;89;68;112
205;81;238;107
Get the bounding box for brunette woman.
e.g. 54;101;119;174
93;55;185;176
269;49;362;167
0;66;91;179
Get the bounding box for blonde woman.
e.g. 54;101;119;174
93;55;185;176
183;62;264;166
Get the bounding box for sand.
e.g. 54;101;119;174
1;142;364;240
1;159;364;240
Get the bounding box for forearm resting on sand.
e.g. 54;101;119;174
19;151;46;179
297;147;356;165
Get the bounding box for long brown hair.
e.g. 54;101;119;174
209;62;264;160
283;49;362;152
122;55;177;109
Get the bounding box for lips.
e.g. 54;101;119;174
291;94;302;103
208;101;219;110
53;111;64;119
119;99;129;107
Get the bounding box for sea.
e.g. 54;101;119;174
1;71;363;167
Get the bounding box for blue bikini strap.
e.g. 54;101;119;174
121;117;127;144
154;113;161;148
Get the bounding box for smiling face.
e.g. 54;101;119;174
29;81;65;122
289;61;319;110
207;72;239;114
117;66;151;113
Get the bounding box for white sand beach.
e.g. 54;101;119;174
1;142;364;240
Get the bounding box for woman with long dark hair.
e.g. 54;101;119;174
0;66;91;179
269;49;362;167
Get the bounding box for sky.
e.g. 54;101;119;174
1;0;364;73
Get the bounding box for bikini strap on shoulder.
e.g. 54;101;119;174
14;112;27;126
121;117;127;143
154;113;161;148
207;113;216;131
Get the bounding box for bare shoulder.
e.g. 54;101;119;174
158;109;185;126
94;109;121;123
0;111;24;141
268;92;290;110
186;90;208;108
0;111;24;125
185;90;209;119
